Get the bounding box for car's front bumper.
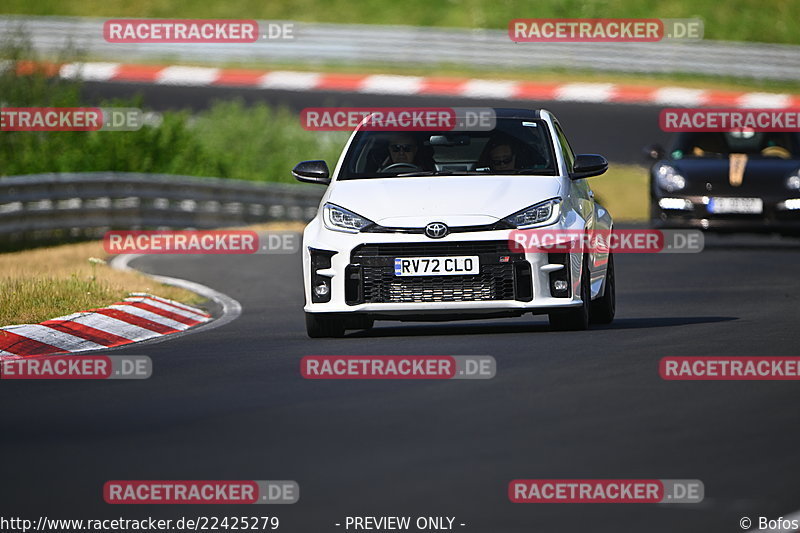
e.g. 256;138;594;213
302;219;595;316
651;195;800;234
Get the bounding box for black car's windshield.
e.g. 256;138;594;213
671;131;800;159
338;118;557;179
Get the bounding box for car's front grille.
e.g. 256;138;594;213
346;241;531;305
361;264;516;303
353;241;520;257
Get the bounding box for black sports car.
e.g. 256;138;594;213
647;131;800;235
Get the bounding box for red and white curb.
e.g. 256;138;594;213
0;294;210;359
0;253;243;359
41;61;800;108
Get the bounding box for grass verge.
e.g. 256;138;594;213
0;241;204;326
590;163;649;222
0;221;311;327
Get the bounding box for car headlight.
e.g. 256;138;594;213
654;163;686;192
502;198;561;229
786;170;800;191
323;203;374;233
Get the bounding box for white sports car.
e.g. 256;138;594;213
294;108;615;337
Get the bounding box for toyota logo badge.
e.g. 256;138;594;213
424;222;449;239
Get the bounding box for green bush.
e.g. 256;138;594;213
192;100;347;183
1;37;347;182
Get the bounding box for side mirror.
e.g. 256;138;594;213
292;160;330;185
570;154;608;180
643;144;665;161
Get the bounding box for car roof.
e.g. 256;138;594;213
491;108;543;120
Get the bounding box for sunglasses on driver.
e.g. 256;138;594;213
491;156;515;166
389;144;416;153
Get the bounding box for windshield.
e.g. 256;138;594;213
670;131;800;159
338;118;557;179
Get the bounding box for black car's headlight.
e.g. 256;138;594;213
323;203;374;233
654;163;686;192
502;198;561;229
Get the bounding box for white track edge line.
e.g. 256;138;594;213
103;253;243;350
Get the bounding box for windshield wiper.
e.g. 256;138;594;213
510;169;551;175
394;170;456;177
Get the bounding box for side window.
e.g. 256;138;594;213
553;122;576;172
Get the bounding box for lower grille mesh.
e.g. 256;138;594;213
361;264;516;303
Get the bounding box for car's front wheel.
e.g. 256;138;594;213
305;312;346;338
590;252;615;324
548;256;590;331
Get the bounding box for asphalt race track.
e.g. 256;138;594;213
2;233;800;532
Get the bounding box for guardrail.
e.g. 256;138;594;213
0;173;322;245
1;16;800;81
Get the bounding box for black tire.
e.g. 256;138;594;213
548;255;590;331
590;252;615;325
305;313;346;338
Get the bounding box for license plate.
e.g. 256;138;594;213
394;256;480;276
708;197;763;214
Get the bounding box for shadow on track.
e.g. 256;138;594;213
345;316;737;338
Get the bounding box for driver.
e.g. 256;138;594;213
382;133;419;168
488;143;516;172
